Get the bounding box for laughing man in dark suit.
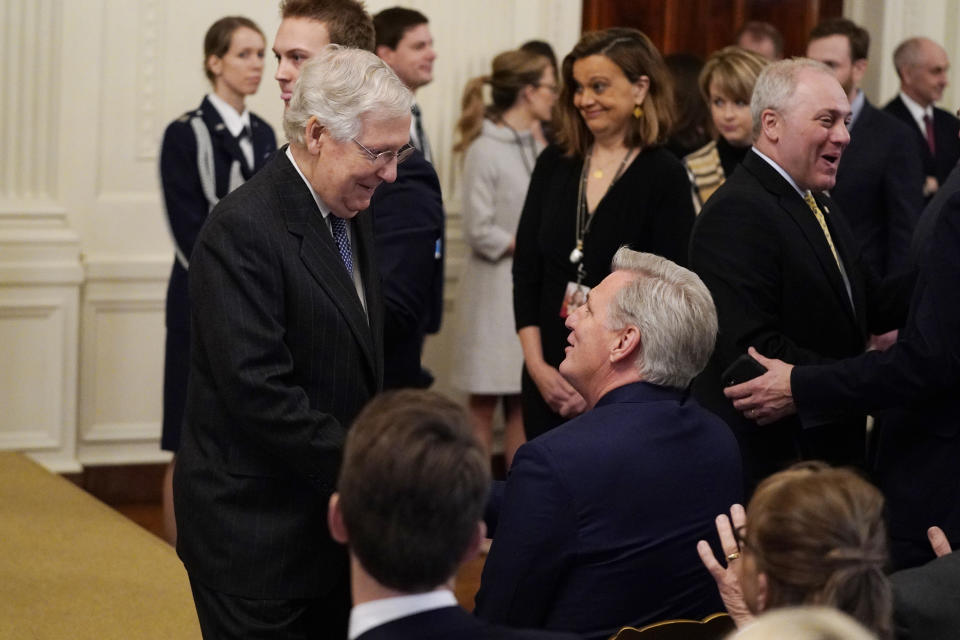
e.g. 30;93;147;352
689;59;907;490
884;37;960;198
328;390;579;640
475;249;741;640
174;47;414;639
806;18;924;279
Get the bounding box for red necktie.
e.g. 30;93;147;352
924;114;936;155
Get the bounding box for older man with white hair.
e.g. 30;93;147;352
174;45;413;639
689;58;908;491
475;248;742;640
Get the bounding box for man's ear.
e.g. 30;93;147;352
305;116;325;155
851;58;868;87
610;325;641;364
376;45;395;65
460;521;487;566
328;493;349;544
760;109;780;143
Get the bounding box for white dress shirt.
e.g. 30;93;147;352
348;590;458;640
899;91;935;138
207;92;254;170
285;147;368;314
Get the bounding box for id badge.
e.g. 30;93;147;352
559;281;591;318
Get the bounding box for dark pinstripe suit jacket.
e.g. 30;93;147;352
174;147;384;599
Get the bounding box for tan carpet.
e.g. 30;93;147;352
0;452;201;639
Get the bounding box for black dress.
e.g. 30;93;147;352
512;144;696;438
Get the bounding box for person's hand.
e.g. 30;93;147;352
724;347;797;425
696;504;754;628
867;330;898;352
928;526;953;557
923;176;939;198
529;362;586;418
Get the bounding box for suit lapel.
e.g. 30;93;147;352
744;152;859;324
272;150;379;382
250;118;276;172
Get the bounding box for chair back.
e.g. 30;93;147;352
610;612;735;640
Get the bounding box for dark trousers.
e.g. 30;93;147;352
188;576;350;640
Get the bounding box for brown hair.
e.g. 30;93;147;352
279;0;375;51
203;16;265;83
809;18;870;62
699;46;769;104
454;49;551;153
744;463;892;639
373;6;428;50
555;28;674;156
337;390;490;592
735;21;785;59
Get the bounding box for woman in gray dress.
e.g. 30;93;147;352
451;48;557;468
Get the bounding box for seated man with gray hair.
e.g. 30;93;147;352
175;45;413;638
475;248;742;640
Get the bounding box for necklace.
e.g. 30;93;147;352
569;146;635;266
502;120;538;176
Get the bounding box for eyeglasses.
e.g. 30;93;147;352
352;138;415;166
536;83;560;95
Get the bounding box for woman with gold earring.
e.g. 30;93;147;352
513;28;695;440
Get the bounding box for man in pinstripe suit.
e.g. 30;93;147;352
173;47;413;639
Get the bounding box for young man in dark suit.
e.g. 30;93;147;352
806;18;924;279
689;59;908;489
475;249;742;640
884;36;960;198
328;390;579;640
174;48;413;639
371;6;445;389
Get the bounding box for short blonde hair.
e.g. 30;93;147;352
699;46;769;104
283;45;412;145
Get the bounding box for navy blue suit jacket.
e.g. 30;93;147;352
475;382;741;640
159;97;276;450
832;98;924;277
884;96;960;187
369;149;444;389
792;191;960;565
357;606;580;640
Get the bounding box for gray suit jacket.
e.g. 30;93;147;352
174;147;384;599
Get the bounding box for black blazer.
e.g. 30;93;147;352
792;192;960;556
369;148;444;389
173;148;384;599
831;98;924;277
356;606;580;640
883;95;960;186
158;97;276;451
689;150;906;485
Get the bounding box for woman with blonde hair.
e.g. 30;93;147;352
684;46;768;213
513;28;695;439
698;463;893;639
452;48;557;468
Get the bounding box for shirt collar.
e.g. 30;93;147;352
751;146;805;197
206;92;251;138
900;91;933;123
348;590;458;640
285;146;331;221
849;89;866;129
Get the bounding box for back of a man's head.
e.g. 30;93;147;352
337;390;490;593
279;0;375;51
373;6;428;50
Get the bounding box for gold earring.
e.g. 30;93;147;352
633;104;643;119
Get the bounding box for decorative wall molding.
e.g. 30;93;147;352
136;0;163;160
0;290;78;464
0;0;61;203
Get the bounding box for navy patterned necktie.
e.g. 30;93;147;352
330;216;353;275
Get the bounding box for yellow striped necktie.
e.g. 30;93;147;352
802;191;842;271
